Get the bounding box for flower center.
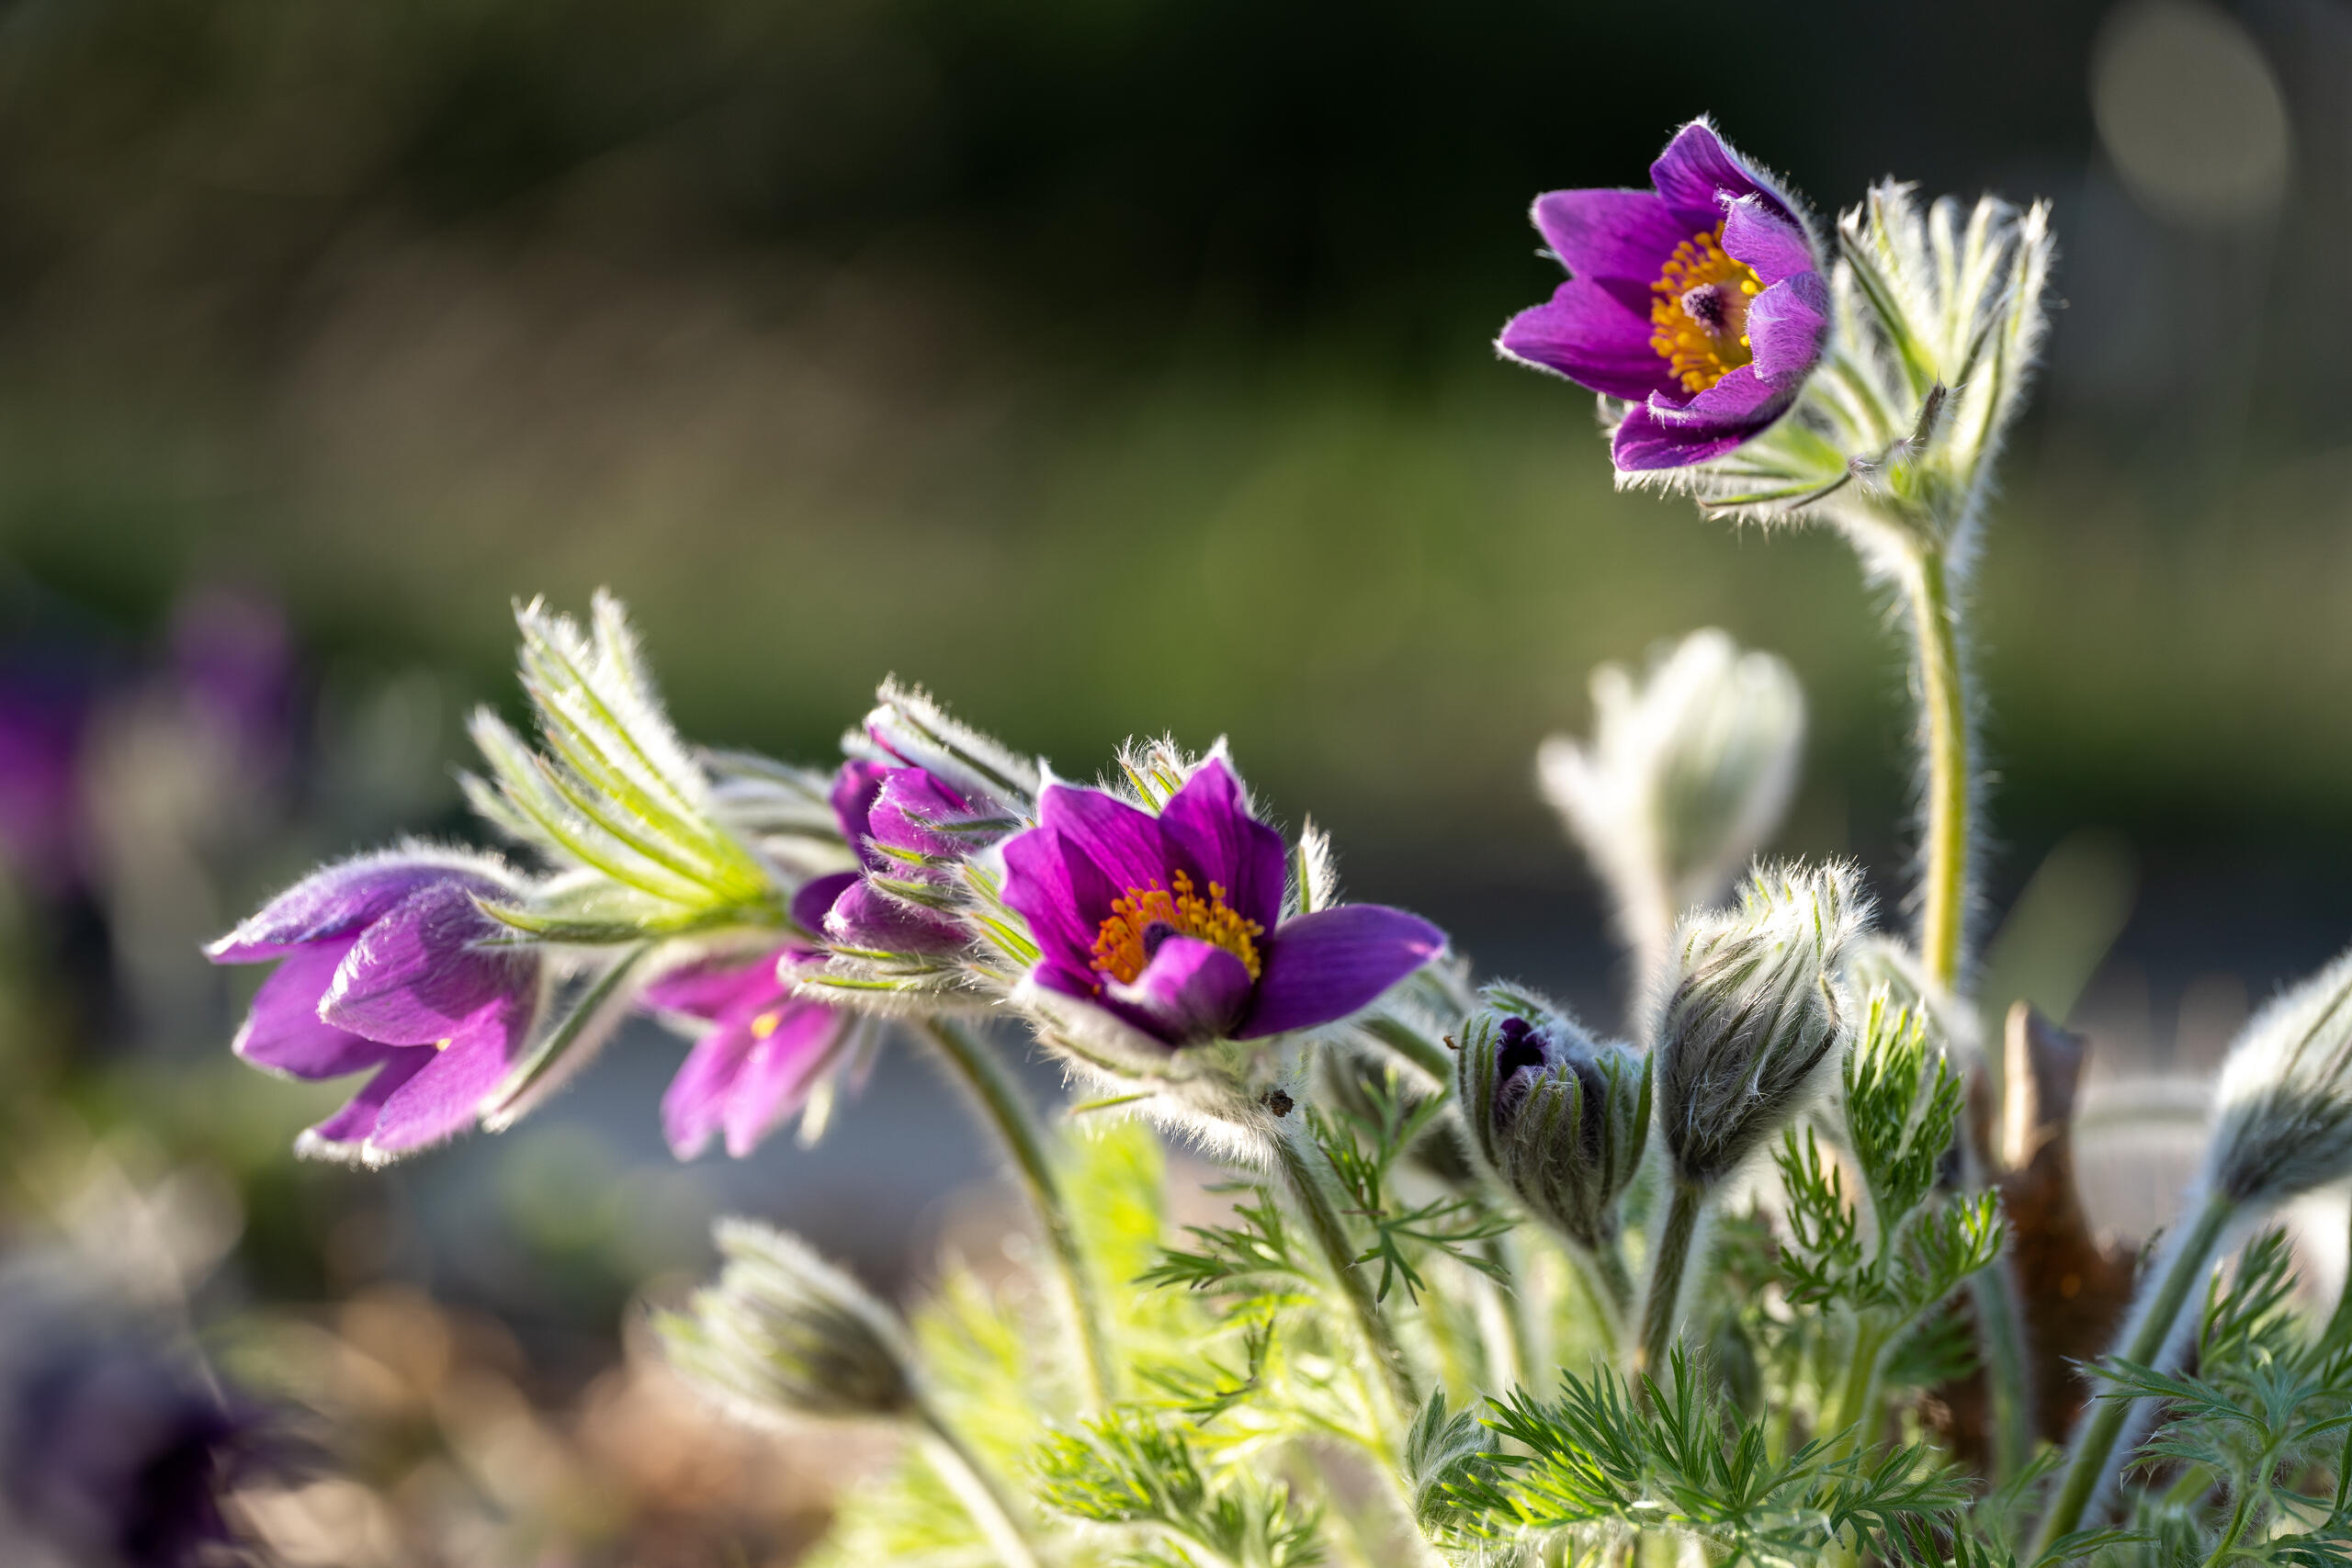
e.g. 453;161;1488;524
1090;869;1264;986
1649;223;1761;394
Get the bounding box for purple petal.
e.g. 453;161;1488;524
829;759;890;860
1649;119;1797;231
1532;187;1692;282
1499;278;1679;401
1001;784;1170;969
790;871;859;939
319;882;534;1045
1646;364;1787;428
643;948;793;1021
1745;273;1829;387
1158;759;1286;937
722;1003;846;1157
1105;936;1254;1044
823;878;967;955
662;984;845;1158
1036;784;1169;898
866;768;981;860
1001;825;1095;972
234;940;396;1080
208;855;487;963
1721;196;1815;287
1611;397;1772;470
304;1051;433;1150
365;998;530;1155
1237;905;1445;1039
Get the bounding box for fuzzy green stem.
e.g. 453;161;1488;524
914;1400;1046;1568
2203;1486;2256;1568
1356;1013;1458;1089
1905;546;1970;989
916;1017;1116;1409
1637;1179;1709;1382
1902;539;2039;1480
1271;1126;1417;1431
1480;1235;1545;1386
1825;1316;1894;1462
2033;1192;2237;1553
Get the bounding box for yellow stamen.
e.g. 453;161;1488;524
751;1010;783;1040
1090;869;1263;986
1648;222;1762;394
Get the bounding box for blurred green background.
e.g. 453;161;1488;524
1;0;2348;1556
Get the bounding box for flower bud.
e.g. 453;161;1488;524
1655;862;1867;1187
655;1221;919;1425
1456;993;1650;1251
1537;630;1804;968
2206;943;2352;1209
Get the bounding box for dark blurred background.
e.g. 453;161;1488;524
0;0;2346;1557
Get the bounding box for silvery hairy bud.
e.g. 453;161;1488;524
655;1220;919;1425
1536;630;1804;974
1657;862;1867;1188
1456;991;1650;1253
2206;943;2352;1209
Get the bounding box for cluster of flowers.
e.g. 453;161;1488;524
208;597;1447;1171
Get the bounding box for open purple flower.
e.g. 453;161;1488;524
1498;119;1827;471
999;757;1444;1046
798;757;1001;958
207;849;540;1163
644;947;858;1159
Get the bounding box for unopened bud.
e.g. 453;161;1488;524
1537;631;1804;964
1456;991;1650;1251
1656;862;1867;1187
857;678;1039;817
656;1221;919;1424
2208;943;2352;1209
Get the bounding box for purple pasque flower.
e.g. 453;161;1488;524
998;757;1444;1046
797;757;1002;958
1498;118;1828;472
644;946;859;1159
207;847;540;1163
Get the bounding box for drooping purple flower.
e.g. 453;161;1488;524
998;757;1445;1046
644;947;859;1160
801;757;1002;958
207;848;541;1163
1498;118;1828;471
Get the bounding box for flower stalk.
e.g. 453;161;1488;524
1270;1123;1416;1435
1635;1177;1708;1381
912;1399;1047;1568
2032;1191;2237;1553
915;1016;1117;1410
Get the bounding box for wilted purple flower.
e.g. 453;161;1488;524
999;757;1444;1046
801;757;1001;957
207;848;541;1163
645;947;861;1160
1498;118;1827;471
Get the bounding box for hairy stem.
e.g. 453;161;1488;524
1825;1315;1894;1462
1271;1126;1417;1433
1636;1178;1709;1382
1903;539;2039;1479
2033;1192;2237;1552
1905;546;1971;988
913;1399;1046;1568
916;1016;1116;1409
